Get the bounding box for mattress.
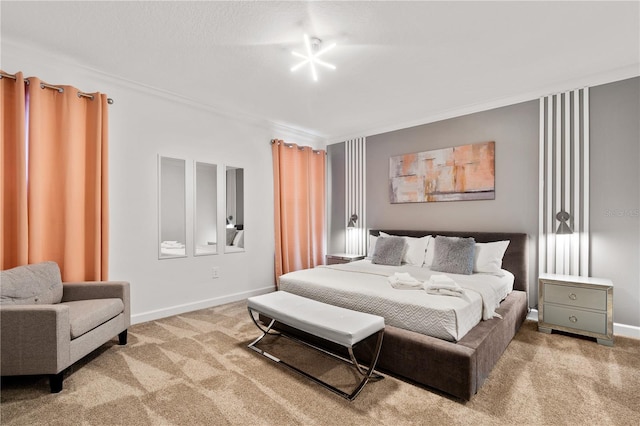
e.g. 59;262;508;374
279;260;514;342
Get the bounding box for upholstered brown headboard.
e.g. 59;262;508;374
370;230;529;294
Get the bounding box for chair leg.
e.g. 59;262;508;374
118;329;128;345
50;372;63;393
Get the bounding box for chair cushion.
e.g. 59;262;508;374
60;298;125;339
0;261;63;305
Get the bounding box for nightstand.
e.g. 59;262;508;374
538;273;613;346
326;253;365;265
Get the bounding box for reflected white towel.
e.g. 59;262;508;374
424;275;465;297
161;241;185;249
388;272;423;290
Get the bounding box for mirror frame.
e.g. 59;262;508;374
158;155;187;259
224;165;245;254
194;161;218;256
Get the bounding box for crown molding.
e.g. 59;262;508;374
4;38;636;148
326;63;640;145
2;38;325;144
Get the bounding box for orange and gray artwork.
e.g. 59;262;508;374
389;141;495;203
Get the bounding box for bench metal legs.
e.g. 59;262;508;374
247;307;384;401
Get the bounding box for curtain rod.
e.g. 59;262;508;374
271;140;324;155
1;71;114;104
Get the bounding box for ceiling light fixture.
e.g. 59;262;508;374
290;34;336;82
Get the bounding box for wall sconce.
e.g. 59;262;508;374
555;211;573;235
226;215;234;229
347;214;358;228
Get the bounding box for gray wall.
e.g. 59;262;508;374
590;77;639;327
327;77;640;327
366;100;540;303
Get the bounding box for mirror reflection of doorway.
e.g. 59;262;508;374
194;161;218;256
158;156;186;259
225;166;244;253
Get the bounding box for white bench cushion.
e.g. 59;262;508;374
248;291;384;347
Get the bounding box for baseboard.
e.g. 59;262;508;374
131;286;274;325
527;309;640;339
133;299;639;337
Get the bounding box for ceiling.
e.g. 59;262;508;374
2;1;639;142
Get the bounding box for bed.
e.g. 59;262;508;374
275;229;529;400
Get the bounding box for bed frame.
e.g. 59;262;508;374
267;230;529;400
361;230;529;400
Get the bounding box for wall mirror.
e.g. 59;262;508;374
158;156;187;259
194;161;218;256
225;166;245;253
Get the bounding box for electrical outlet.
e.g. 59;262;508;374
212;267;220;279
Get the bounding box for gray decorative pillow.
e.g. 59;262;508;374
430;236;476;275
372;236;407;266
226;228;237;245
0;261;63;305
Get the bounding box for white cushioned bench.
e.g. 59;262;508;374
247;291;385;400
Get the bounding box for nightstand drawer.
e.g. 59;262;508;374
544;283;607;310
544;304;607;335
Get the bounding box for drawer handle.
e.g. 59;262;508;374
569;315;578;323
568;293;577;300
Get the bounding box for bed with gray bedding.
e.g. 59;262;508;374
275;230;529;400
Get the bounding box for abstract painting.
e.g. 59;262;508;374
389;141;495;203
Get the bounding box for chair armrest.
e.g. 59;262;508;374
61;281;130;328
0;305;71;375
61;281;129;302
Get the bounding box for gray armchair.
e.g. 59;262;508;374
0;261;130;392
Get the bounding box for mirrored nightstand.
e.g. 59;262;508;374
538;273;614;346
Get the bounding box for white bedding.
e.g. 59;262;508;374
279;260;514;342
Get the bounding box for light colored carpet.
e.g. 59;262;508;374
1;300;639;425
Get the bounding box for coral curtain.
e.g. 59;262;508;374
0;72;28;269
272;140;326;285
0;72;109;281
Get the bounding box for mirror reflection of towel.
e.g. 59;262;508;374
161;241;185;249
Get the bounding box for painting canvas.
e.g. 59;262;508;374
389;141;495;203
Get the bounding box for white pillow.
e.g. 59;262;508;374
474;240;510;275
422;235;435;267
366;234;378;258
232;230;244;248
380;232;430;267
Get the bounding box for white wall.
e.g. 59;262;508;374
3;40;323;324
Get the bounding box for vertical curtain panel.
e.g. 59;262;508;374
272;140;326;284
0;72;28;269
0;72;109;281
